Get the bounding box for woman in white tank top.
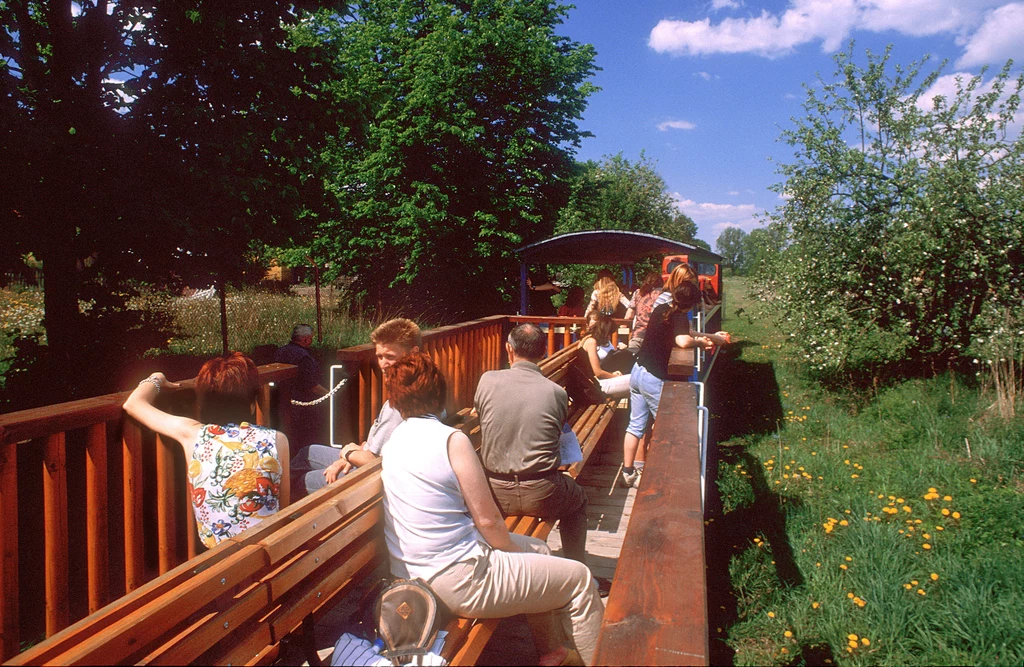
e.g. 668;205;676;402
381;353;604;665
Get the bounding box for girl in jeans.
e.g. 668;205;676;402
620;282;731;488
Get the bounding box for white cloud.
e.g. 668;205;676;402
694;71;713;80
784;92;798;100
657;119;697;131
673;195;762;234
649;0;1010;63
728;190;740;195
957;3;1024;68
712;0;742;10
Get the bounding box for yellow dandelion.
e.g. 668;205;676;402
941;508;950;516
840;520;849;526
812;601;820;609
840;564;848;570
861;638;871;646
897;497;905;503
928;487;938;493
847;592;855;599
767;611;775;618
903;506;912;513
970;478;977;483
923;533;931;539
952;511;961;519
930;573;939;580
852;474;860;478
848;634;859;641
784;630;793;638
781;648;789;655
936;525;944;531
845;556;852;561
903;583;912;590
816;562;821;567
911;580;919;585
943;495;952;501
917;589;926;596
848;640;859;649
922;543;932;550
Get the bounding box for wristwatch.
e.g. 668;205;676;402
343;448;356;464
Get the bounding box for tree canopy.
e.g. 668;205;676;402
758;45;1024;380
1;0;345;400
297;0;598;321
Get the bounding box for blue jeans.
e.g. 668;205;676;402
626;363;664;439
290;444;343;498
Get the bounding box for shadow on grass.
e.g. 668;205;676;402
705;340;805;665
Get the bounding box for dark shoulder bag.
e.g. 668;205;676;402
375;578;446;665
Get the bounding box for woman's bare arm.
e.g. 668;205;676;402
123;373;202;455
447;431;521;552
583;336;617;380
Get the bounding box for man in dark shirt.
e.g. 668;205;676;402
274;324;327;448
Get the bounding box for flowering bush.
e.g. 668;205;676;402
757;46;1024;383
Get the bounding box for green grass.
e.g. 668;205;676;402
712;277;1024;666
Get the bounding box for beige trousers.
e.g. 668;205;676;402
429;534;604;665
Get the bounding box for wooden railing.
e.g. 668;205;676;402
0;311;719;664
0;364;296;660
335;315;509;440
508;316;633;356
594;355;708;666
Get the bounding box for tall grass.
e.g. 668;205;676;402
151;286;380;356
712;278;1024;666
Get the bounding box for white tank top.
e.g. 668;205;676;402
381;416;484;580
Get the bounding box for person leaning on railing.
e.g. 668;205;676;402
379;352;604;666
123;352;290;548
619;281;730;489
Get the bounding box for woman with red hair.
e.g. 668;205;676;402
123;352;290;548
380;353;603;665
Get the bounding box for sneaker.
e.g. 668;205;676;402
620;468;641;488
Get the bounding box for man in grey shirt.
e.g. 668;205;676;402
474;323;590;564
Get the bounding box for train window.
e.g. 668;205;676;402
696;262;718;276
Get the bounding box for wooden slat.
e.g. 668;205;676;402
8;541;244;665
54;545;268;665
263;535;386;648
156;434;179;574
140;580;272;666
86;422;109;613
594;382;707;666
43;432;70;636
0;442;18;660
122;421;145;592
255;383;271;427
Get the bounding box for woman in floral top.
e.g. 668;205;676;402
124;352;290;548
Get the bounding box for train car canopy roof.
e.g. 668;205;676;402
516;230;723;265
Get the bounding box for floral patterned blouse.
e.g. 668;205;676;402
187;422;282;548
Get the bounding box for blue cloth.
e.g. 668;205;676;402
626;363;664;438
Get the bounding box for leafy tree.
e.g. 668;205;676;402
759;45;1024;379
554;152;703;288
743;225;785;277
301;0;598;321
557;152;699;242
716;227;747;273
1;1;343;403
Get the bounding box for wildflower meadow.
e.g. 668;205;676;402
708;278;1024;666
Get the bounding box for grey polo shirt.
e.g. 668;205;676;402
474;361;568;476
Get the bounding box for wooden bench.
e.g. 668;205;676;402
9;342;624;666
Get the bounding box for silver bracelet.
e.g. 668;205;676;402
139;376;162;394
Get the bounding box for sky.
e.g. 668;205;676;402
557;0;1024;248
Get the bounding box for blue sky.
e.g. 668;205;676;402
558;0;1024;248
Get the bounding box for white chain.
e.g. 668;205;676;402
290;377;348;406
